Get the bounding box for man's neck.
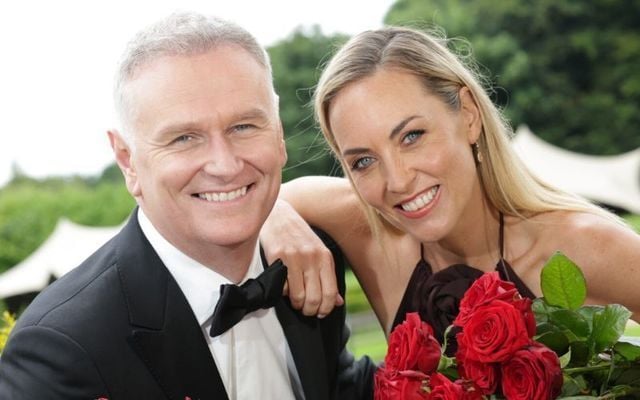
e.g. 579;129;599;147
137;208;254;283
185;241;255;283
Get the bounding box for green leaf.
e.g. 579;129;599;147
549;309;591;339
591;305;633;353
540;252;587;310
614;341;640;362
561;373;590;397
607;366;640;387
577;305;603;332
532;298;551;323
559;348;572;368
568;340;591;367
536;330;570;354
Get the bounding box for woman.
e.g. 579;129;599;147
263;26;640;342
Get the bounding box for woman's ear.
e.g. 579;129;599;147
107;129;141;197
459;87;482;144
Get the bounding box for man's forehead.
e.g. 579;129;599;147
127;44;268;83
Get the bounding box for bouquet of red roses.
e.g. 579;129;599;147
374;252;640;399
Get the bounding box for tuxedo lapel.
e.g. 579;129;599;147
116;212;228;400
275;301;329;400
259;248;330;400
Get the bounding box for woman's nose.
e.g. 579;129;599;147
384;156;415;194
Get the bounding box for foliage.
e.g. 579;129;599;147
0;311;16;353
385;0;640;155
0;170;134;274
268;27;348;181
533;253;640;397
625;214;640;233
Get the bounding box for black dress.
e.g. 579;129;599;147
391;214;536;351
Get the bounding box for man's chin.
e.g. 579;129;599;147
198;227;261;249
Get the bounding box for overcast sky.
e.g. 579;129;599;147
0;0;395;187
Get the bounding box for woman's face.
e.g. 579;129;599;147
328;68;484;242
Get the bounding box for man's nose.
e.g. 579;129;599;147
202;137;244;178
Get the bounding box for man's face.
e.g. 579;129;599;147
112;45;286;266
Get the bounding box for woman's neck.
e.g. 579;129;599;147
424;201;502;271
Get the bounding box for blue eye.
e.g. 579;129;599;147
351;156;375;171
233;124;256;132
402;129;424;144
172;134;194;144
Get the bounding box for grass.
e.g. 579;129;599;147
347;324;387;362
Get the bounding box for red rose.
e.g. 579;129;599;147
426;373;482;400
426;373;464;399
374;367;429;400
457;349;499;394
385;312;441;373
456;300;531;363
454;272;519;327
501;342;563;400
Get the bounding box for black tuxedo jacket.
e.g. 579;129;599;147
0;211;374;399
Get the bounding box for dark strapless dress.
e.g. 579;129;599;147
391;215;536;353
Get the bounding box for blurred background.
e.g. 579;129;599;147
1;0;639;361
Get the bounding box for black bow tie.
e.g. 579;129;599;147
209;259;287;337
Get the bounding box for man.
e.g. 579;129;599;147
0;12;374;399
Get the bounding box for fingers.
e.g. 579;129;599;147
259;199;342;317
301;269;322;316
316;255;339;317
282;246;341;318
286;264;306;310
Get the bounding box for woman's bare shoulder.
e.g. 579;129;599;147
527;211;640;311
529;210;639;256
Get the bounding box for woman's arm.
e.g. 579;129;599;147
261;176;371;316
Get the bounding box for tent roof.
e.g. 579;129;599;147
512;125;640;214
0;218;121;299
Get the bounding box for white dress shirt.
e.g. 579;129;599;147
138;209;305;400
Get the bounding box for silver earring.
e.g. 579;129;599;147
474;142;483;163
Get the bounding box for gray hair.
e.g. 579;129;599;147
114;11;274;144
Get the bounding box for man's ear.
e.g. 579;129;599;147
459;87;482;144
107;129;141;197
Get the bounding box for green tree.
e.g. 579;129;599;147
0;168;134;273
385;0;640;154
268;27;348;181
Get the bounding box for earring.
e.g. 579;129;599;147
474;141;483;164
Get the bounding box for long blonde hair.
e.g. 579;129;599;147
314;26;620;235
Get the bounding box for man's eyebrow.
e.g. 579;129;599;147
155;122;201;138
234;108;270;121
341;115;422;157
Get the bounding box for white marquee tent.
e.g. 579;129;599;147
0;218;121;299
512;125;640;215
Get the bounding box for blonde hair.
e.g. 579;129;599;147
314;26;620;235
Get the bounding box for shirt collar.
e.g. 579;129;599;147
137;208;264;326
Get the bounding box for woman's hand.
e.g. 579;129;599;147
261;199;344;317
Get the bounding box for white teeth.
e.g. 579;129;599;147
198;186;248;203
400;186;438;212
